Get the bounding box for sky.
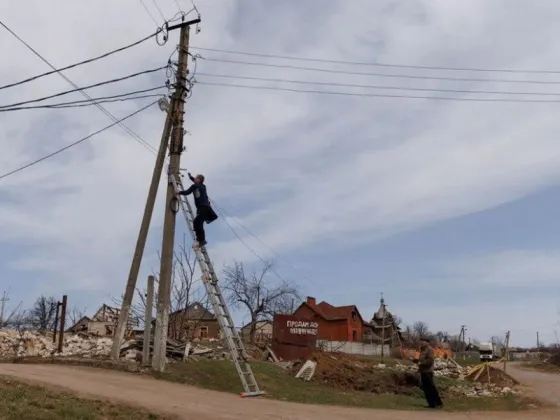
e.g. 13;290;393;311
1;0;560;348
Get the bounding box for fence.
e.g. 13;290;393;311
317;340;390;356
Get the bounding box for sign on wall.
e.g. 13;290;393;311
286;320;318;336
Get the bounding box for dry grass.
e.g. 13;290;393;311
1;357;541;413
0;375;176;420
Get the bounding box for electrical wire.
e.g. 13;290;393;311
191;46;560;75
196;80;560;103
196;72;560;97
212;201;318;287
138;0;160;26
0;26;161;92
0;100;158;181
0;86;166;112
151;0;167;22
213;205;292;285
199;57;560;85
0;66;167;110
173;0;182;13
0;20;162;155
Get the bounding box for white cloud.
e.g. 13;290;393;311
2;0;560;326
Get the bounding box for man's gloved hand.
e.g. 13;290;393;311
188;172;192;178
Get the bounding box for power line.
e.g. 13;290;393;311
191;46;560;75
0;100;158;181
212;201;317;287
0;18;162;156
200;57;560;85
0;66;167;109
138;0;160;26
151;0;167;22
197;72;560;97
0;86;166;112
196;80;560;103
213;205;292;285
0;26;160;92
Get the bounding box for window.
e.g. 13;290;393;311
351;311;357;323
352;329;358;341
199;326;209;339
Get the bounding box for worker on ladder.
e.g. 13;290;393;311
177;172;218;248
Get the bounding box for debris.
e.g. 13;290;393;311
295;360;317;381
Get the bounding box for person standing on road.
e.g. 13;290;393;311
418;337;443;409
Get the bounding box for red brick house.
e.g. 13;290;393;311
292;296;365;342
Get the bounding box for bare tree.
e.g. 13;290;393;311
67;306;88;327
222;260;301;344
413;321;430;338
112;235;209;341
28;295;58;332
393;315;403;327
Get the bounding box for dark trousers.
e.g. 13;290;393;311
193;206;212;243
420;372;442;408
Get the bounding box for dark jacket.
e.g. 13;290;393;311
179;182;210;209
418;345;435;373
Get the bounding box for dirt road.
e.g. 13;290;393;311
0;363;558;420
506;364;560;407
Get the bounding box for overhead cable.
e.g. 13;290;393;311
192;46;560;75
197;72;560;97
0;86;167;112
0;66;167;109
0;19;164;155
0;24;163;92
0;100;158;181
196;80;560;103
199;57;560;85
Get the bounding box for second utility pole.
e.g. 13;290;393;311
152;21;191;372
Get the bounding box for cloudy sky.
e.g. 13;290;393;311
1;0;560;348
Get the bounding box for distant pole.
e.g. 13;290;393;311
143;275;155;365
57;295;67;353
0;291;8;327
53;302;61;344
503;331;511;373
537;331;540;350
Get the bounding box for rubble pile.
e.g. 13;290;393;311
0;330;135;359
291;351;520;398
391;357;463;378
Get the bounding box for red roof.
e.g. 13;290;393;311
295;299;364;323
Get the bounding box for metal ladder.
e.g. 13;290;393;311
170;174;263;397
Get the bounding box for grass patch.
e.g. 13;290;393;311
154;358;537;412
0;375;174;420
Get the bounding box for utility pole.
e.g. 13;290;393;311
57;295;67;353
503;330;510;373
142;275;155;366
380;296;386;358
152;20;192;372
110;17;201;361
0;291;9;327
537;331;540;350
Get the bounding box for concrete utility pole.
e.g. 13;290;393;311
152;21;192;372
110;16;201;361
537;331;540;350
503;330;511;373
142;275;155;365
0;291;9;327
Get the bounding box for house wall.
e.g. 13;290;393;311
346;309;363;342
318;340;390;356
168;315;220;341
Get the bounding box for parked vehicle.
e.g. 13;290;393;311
479;341;502;361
